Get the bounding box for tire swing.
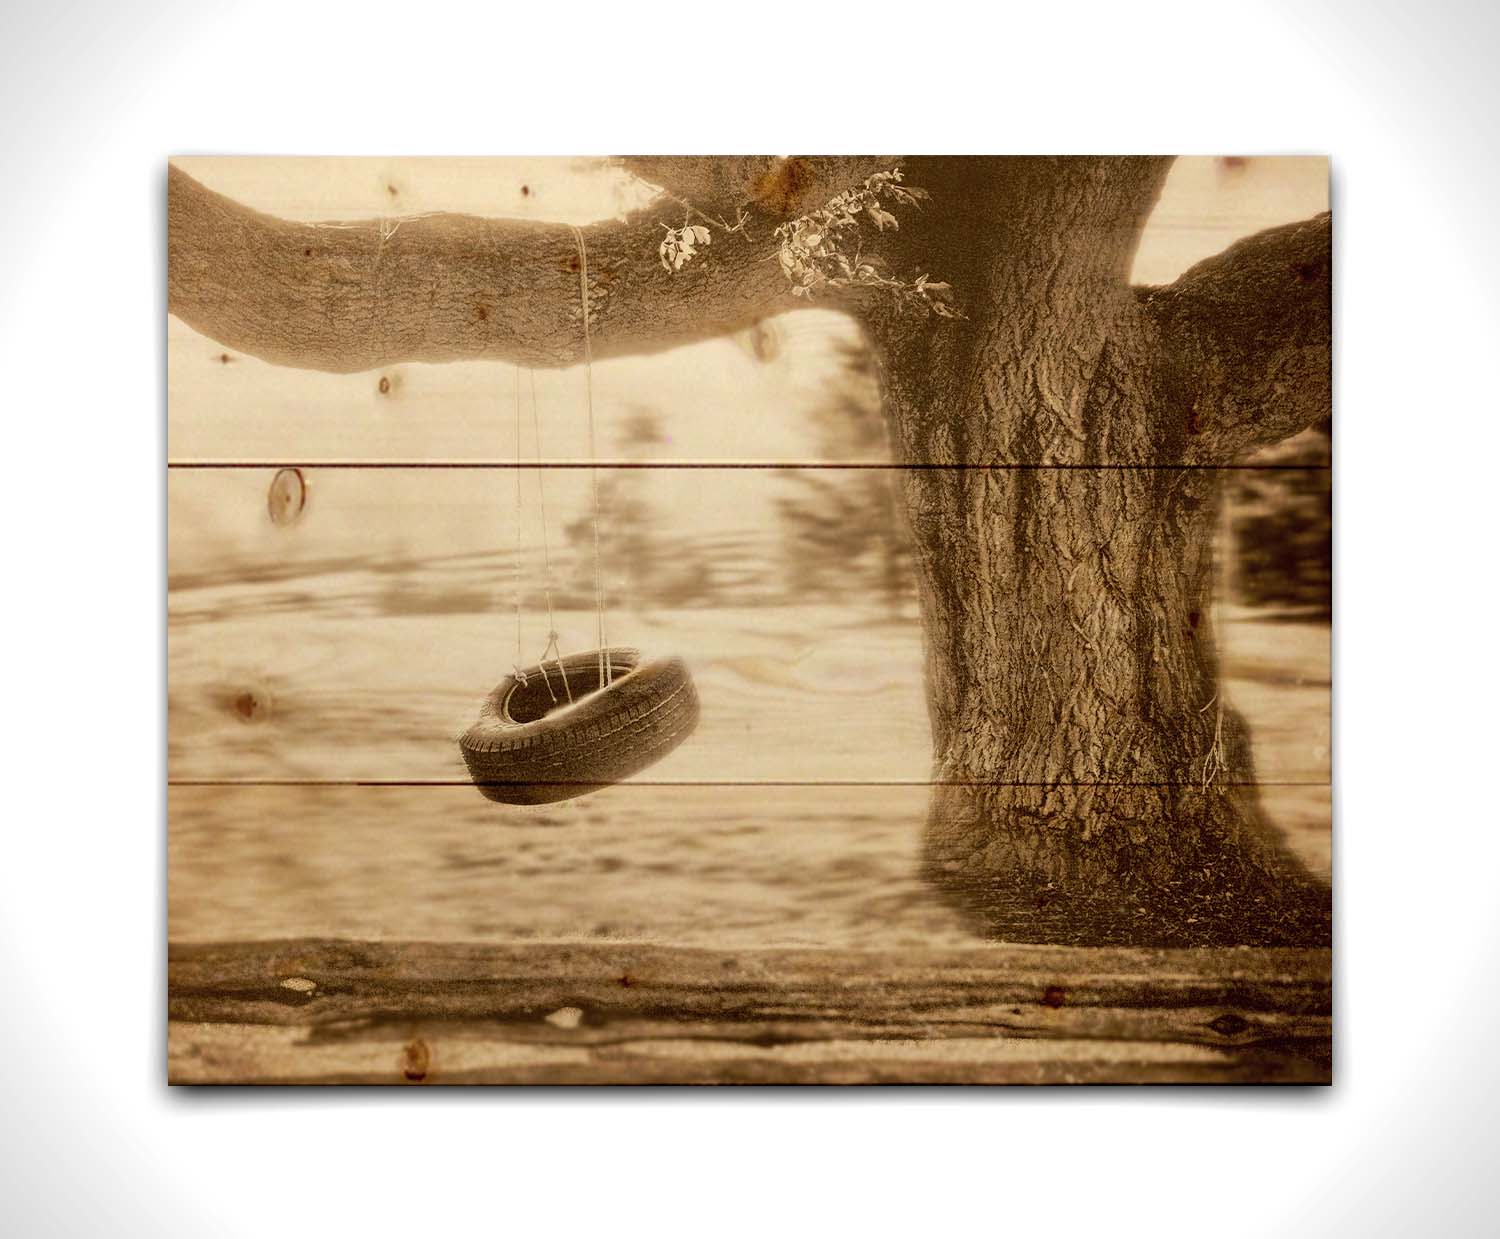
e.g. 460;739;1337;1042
460;226;699;804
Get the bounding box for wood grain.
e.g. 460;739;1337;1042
168;780;1328;1085
168;310;869;465
165;158;1332;1083
168;783;1330;948
168;777;1329;1083
168;938;1331;1084
167;466;1329;785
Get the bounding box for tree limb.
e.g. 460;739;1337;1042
1138;212;1331;459
167;159;899;374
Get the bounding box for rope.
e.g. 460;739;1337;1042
511;366;526;682
570;224;611;688
502;229;612;706
529;369;573;704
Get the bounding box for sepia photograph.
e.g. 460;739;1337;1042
11;1;1500;1231
167;154;1331;1084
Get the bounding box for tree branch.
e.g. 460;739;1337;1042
168;159;900;374
1138;211;1331;459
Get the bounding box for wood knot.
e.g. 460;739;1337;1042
1041;986;1066;1009
230;689;268;724
267;467;307;526
1208;1012;1252;1038
401;1038;430;1082
544;1007;583;1030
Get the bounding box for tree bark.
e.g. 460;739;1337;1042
863;159;1328;945
166;156;1332;946
1140;212;1332;459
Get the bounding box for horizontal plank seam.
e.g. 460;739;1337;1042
167;460;1331;472
168;778;1331;788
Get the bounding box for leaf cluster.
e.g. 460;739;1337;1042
658;222;713;272
771;169;963;318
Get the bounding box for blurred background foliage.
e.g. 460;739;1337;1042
773;340;913;619
1228;418;1332;619
565;334;1329;622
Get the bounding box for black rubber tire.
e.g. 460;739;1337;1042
458;647;699;804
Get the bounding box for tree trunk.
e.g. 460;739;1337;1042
866;159;1328;945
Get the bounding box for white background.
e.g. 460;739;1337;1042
2;1;1496;1234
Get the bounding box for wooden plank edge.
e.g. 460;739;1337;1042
168;938;1331;1085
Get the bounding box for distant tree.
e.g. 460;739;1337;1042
566;405;717;610
1228;418;1331;618
776;339;913;617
